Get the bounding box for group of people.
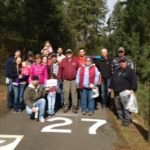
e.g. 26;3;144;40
5;41;137;126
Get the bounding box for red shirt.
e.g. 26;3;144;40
76;55;86;66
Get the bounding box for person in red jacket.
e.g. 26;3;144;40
58;49;80;113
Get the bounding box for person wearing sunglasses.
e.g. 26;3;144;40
112;47;134;72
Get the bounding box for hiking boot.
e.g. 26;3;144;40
63;107;69;113
122;121;130;127
72;107;78;113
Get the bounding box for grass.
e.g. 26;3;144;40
136;82;150;128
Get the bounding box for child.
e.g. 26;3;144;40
45;74;59;117
21;61;30;77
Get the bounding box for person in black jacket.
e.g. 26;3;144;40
5;49;21;110
10;57;27;112
109;57;137;127
98;48;112;109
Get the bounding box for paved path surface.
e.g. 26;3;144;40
0;104;125;150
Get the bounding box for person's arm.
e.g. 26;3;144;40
57;61;63;81
44;65;48;83
76;68;81;88
130;69;138;92
24;87;33;107
29;65;33;83
94;67;100;86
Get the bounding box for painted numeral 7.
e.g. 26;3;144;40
81;118;107;135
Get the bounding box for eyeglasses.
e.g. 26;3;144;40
118;51;124;53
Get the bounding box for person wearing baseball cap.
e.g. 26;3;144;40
24;75;48;123
112;47;134;71
109;54;137;127
58;48;80;113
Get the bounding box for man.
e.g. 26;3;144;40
58;49;80;113
57;47;66;63
5;49;21;111
98;48;112;109
76;48;86;66
24;75;48;123
26;51;34;67
50;53;64;107
112;47;134;71
50;53;59;77
109;57;137;127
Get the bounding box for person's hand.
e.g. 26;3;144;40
32;107;37;112
89;83;94;88
108;88;112;93
129;90;134;94
45;87;50;91
76;84;79;89
18;75;22;79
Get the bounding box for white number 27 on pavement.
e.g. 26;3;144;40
41;117;107;135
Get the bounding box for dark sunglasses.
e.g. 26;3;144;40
118;51;124;53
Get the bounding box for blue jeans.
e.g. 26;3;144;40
12;84;26;111
81;88;94;112
25;98;46;118
101;78;111;106
7;79;14;109
47;94;56;115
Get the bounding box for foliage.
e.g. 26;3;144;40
108;0;150;81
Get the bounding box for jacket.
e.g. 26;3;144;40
29;63;48;84
112;56;134;71
109;67;137;93
76;64;100;89
10;63;28;83
58;57;80;81
98;57;112;79
24;83;47;107
5;56;14;78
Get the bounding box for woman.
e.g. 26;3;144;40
10;57;27;112
42;55;51;78
76;57;100;116
29;54;48;86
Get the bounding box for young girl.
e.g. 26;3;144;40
21;61;30;77
45;74;59;117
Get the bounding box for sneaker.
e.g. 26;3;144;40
82;112;86;115
39;117;45;123
88;112;94;116
34;107;39;119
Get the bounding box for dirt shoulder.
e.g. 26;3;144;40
107;109;150;150
0;85;7;113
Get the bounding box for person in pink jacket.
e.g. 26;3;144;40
29;54;48;85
